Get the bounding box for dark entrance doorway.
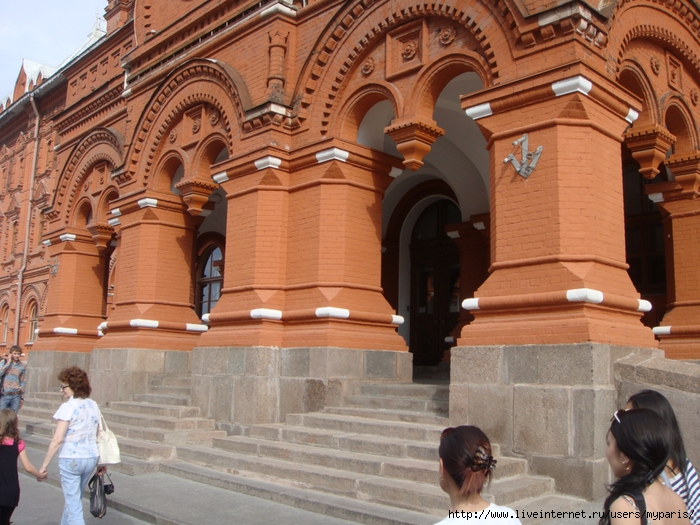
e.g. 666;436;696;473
409;200;461;366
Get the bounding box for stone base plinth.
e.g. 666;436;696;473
449;343;661;500
190;346;413;433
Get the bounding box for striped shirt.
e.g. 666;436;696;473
669;459;700;525
0;360;26;397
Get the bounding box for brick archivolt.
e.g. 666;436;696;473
48;128;124;225
608;1;700;80
295;0;507;134
127;59;248;187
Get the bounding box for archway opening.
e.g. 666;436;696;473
409;199;461;366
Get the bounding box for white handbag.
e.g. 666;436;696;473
97;410;121;465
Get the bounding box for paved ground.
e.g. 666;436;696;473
19;444;606;525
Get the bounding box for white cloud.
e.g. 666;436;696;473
0;0;108;99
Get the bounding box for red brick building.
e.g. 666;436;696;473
1;0;700;499
2;0;698;359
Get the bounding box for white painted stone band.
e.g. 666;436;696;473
316;148;349;164
566;288;604;304
250;308;283;320
98;322;108;331
391;315;404;325
202;314;211;323
111;208;122;217
108;218;121;227
53;327;78;335
462;298;480;310
652;326;672;335
185;323;209;332
389;167;403;178
129;319;159;328
648;193;664;203
212;171;228;183
59;234;76;242
465;102;492;120
637;299;652;312
315;307;350;319
138;198;158;208
626;108;639;124
473;222;485;230
552;76;593;97
42;240;52;246
254;156;282;170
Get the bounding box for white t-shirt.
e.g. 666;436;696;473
53;396;100;459
434;503;522;524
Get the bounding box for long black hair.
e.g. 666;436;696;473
627;389;687;476
599;408;672;525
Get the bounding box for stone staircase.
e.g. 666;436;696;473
20;378;586;524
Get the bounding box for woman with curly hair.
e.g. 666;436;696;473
39;366;106;525
436;425;521;524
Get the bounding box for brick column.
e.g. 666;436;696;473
459;65;656;348
33;229;105;352
648;152;700;358
199;141;407;351
197;148;290;347
95;192;207;350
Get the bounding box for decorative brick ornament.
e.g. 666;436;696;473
360;57;375;76
650;57;661;75
169;129;177;143
401;40;419;61
439;27;456;46
691;89;699;106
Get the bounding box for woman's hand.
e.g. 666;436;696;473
97;466;107;475
37;469;48;482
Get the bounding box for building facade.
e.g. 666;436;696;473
1;0;700;499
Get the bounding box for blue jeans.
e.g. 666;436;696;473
58;457;99;525
0;393;20;412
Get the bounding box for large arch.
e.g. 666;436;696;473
46;127;124;226
293;0;511;136
125;59;249;187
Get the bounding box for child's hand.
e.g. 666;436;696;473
38;468;48;481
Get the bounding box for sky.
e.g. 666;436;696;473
0;0;109;100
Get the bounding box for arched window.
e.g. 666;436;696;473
27;301;38;343
0;306;9;345
196;246;223;318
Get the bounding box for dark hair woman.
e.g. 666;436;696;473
626;390;700;525
601;408;690;525
436;426;521;524
39;367;106;525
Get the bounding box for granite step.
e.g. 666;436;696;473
131;393;192;406
147;385;192;396
108;400;201;418
103;409;216;430
109;420;226;446
323;406;448;425
342;394;448;414
159;460;436;525
358;383;449;401
285;412;444;442
211;435;526;483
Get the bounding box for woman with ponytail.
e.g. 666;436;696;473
436;426;521;524
601;408;690;525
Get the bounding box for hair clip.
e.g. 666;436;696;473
470;446;497;472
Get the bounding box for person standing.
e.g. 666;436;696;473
39;366;105;525
0;346;26;413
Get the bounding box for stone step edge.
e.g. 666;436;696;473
160;460;436;525
325;406;449;421
291;411;447;431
